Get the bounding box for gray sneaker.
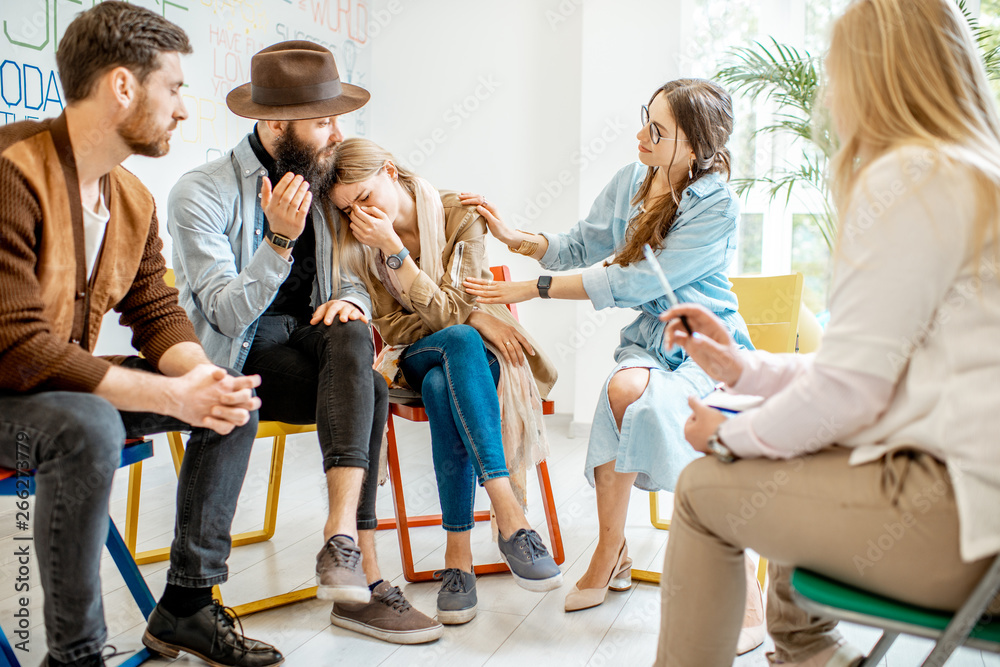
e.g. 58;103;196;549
434;568;478;625
316;536;369;603
331;581;443;644
498;528;563;592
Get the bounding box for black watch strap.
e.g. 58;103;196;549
265;228;296;249
537;275;553;299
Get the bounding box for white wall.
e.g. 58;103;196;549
368;0;585;415
1;0;376;357
5;0;710;427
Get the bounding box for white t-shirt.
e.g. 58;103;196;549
82;188;110;279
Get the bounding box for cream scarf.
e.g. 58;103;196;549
373;177;549;520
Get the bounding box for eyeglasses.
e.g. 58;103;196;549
641;105;689;145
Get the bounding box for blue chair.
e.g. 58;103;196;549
0;439;158;667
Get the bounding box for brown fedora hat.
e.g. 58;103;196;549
226;40;370;121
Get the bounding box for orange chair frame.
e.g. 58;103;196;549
375;265;564;582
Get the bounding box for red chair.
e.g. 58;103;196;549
374;265;565;582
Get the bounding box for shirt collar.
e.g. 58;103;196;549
248;124;277;177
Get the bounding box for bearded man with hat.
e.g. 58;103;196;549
166;41;442;645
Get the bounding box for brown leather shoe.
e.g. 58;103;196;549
331;581;443;644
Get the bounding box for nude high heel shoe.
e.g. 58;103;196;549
565;541;630;612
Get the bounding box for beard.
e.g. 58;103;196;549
272;124;336;200
118;89;173;158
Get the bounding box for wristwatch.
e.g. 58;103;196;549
386;246;410;270
706;429;737;463
265;228;296;250
537;275;553;298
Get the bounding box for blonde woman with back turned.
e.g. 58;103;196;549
653;0;1000;665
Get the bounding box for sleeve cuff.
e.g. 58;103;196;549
581;265;615;310
406;272;437;308
719;412;789;460
726;349;764;394
538;233;561;269
340;295;371;321
253;241;295;286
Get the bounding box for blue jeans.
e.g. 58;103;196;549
398;325;506;532
0;358;257;662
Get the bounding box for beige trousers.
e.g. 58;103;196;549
655;447;998;667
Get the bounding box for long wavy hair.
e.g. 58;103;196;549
323;137;420;294
827;0;1000;255
613;79;734;267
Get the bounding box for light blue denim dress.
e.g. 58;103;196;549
540;163;752;492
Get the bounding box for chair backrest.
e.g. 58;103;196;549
729;274;804;354
489;265;518;320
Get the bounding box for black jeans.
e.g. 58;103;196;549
243;314;387;530
0;358;257;662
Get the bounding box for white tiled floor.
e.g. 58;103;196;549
1;414;993;666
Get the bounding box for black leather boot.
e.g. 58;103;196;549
142;601;283;666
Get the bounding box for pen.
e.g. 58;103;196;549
642;243;693;336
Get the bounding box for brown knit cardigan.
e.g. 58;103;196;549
0;113;199;393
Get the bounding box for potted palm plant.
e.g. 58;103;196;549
716;0;1000;250
715;0;1000;347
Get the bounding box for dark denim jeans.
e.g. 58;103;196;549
0;358;257;663
398;325;506;532
242;314;388;530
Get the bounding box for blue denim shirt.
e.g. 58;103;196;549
167;134;371;371
540;163;751;369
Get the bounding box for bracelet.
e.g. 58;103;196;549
511;231;539;256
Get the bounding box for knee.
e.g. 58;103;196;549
607;368;650;415
439;324;483;354
323;318;372;349
49;394;124;472
421;365;448;397
673;457;715;508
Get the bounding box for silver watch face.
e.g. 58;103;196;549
386;255;403;270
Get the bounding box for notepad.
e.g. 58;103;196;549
701;388;765;415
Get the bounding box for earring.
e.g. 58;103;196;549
688;159;694;180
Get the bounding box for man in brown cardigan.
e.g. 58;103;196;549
0;4;282;666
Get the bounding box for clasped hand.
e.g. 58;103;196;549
172;365;261;435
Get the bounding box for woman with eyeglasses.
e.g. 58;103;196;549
462;78;762;651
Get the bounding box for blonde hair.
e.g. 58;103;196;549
828;0;1000;255
614;79;734;267
324;138;420;296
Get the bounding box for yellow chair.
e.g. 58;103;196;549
123;269;320;615
632;273;805;589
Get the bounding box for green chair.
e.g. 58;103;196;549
790;554;1000;666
